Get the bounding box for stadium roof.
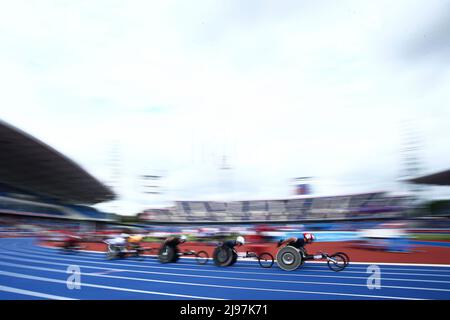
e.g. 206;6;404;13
409;169;450;186
0;119;116;204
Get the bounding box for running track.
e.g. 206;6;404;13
0;238;449;300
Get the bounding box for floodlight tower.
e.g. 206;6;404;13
399;119;426;202
106;141;122;214
219;153;234;201
140;171;166;204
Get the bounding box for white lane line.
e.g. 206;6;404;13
35;242;450;268
6;240;450;282
89;270;123;275
4;253;450;286
29;243;450;272
3;246;450;283
19;237;448;269
336;261;450;268
5;253;449;286
1;256;449;298
0;262;425;300
0;270;223;300
0;284;77;300
6;241;445;275
4;237;447;270
2;248;450;290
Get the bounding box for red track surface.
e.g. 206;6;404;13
41;240;450;265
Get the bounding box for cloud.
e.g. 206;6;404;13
1;1;450;214
400;1;450;60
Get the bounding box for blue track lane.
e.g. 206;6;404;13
0;238;449;300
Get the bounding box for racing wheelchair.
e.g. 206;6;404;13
105;243;147;260
212;245;274;268
59;237;85;254
276;245;350;272
157;244;209;265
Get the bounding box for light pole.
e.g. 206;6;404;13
399;119;426;217
140;173;166;207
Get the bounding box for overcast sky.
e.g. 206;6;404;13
1;1;450;215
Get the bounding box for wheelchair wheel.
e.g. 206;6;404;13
334;252;350;265
106;245;120;260
229;251;238;266
327;253;347;272
172;247;180;263
213;246;234;266
297;248;306;268
158;245;178;263
276;246;302;271
195;251;209;265
258;252;274;268
106;251;116;260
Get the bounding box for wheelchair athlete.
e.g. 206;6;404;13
212;236;245;267
277;233;323;260
223;235;245;249
105;233;130;258
163;234;187;248
158;235;187;263
62;234;82;250
126;234;145;256
127;234;143;248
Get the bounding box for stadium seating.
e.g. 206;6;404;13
68;205;107;219
0;194;111;221
141;192;412;223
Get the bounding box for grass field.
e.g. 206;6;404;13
411;234;450;241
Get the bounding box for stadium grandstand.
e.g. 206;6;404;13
138;191;413;224
409;169;450;217
0;120;117;235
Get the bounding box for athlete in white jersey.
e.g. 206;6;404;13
105;234;129;254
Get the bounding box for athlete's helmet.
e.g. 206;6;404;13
120;233;130;238
303;233;315;243
236;236;245;245
179;235;187;242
